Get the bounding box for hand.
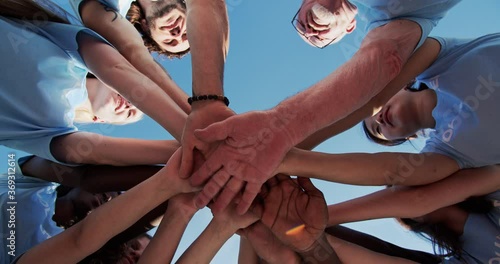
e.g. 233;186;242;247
190;110;296;214
251;175;327;253
211;200;259;232
241;222;301;264
163;148;200;194
168;192;199;220
180;102;235;178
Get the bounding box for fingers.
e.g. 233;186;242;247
179;146;194;179
236;183;262;215
211;177;244;214
297;177;324;198
194;120;229;143
194;170;231;208
190;155;224;186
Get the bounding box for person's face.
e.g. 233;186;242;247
294;0;357;47
364;89;421;141
141;0;189;54
53;188;119;228
117;235;151;264
90;86;143;124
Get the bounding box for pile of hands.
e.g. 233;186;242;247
167;102;334;261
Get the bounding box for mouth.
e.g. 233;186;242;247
115;95;125;113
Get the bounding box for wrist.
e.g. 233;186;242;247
298;233;339;263
270;105;303;146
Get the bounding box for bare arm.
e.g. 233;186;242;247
177;205;258;264
17;150;194;264
327;165;500;226
21;156;164;192
79;0;190;114
78;33;187;140
138;193;198;264
238;237;260;264
281;148;459;186
50;132;180;165
325;234;417;264
296;38;442;149
274;20;422;145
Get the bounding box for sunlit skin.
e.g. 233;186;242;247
295;0;358;47
138;0;189;54
364;88;437;141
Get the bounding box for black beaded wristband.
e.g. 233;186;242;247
188;94;230;106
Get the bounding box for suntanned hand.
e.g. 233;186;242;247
179;101;234;179
190;110;297;214
251;175;328;253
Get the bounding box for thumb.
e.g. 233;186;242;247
297;177;323;197
194;120;230;143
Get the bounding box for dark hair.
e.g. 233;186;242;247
362;80;430;146
398;196;494;261
127;1;190;59
0;0;67;23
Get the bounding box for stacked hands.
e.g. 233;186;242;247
179;103;299;215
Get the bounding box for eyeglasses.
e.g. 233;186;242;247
291;9;336;49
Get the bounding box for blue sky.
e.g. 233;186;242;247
2;0;500;262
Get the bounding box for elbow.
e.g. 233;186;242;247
360;39;404;81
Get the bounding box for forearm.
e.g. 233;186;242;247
273;20;421;145
79;35;187;139
185;0;228;95
80;0;190;114
238;237;260;264
177;219;236;263
281;148;459;186
295;38;442;150
51;133;180;166
325;234;417;264
298;233;341;264
138;204;195;264
18;167;177;263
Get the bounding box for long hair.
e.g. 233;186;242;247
0;0;66;23
398;196;494;261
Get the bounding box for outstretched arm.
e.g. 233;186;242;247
179;0;235;179
296;38;442;149
138;193;199;264
327;165;500;226
280;147;459;186
176;204;258;263
325;235;417;264
78;33;187;140
50;132;180;165
79;0;190;114
190;20;424;213
17;149;195;264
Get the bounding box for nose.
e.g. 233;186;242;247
376;111;384;124
170;26;181;37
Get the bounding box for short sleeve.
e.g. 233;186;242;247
421;138;469;169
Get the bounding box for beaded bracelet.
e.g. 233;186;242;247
188;94;230;106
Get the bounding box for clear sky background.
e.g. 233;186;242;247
1;0;500;262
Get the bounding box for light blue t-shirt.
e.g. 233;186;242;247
442;191;500;264
352;0;461;50
418;34;500;168
0;156;63;264
0;16;109;164
63;0;133;24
